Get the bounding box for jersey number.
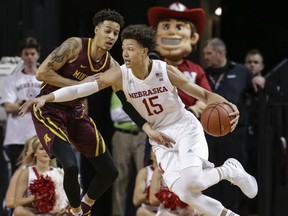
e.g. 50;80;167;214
142;96;163;116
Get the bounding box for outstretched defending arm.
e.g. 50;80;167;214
18;81;100;115
52;81;99;102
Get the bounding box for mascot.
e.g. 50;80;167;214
148;2;211;118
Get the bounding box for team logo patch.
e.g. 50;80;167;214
44;133;51;145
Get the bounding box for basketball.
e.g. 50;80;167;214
200;102;234;137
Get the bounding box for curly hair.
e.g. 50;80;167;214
93;8;124;28
121;24;156;51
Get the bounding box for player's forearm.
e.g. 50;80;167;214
206;92;228;104
36;69;79;87
52;81;99;102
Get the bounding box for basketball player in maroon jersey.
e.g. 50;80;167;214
25;9;125;216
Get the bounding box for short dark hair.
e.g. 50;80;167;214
121;24;156;51
246;49;263;57
18;37;41;53
93;9;124;28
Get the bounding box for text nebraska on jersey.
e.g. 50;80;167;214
128;86;168;98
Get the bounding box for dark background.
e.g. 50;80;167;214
0;0;287;73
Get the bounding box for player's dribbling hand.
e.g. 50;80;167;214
225;101;240;132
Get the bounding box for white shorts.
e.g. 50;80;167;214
156;203;200;216
150;112;214;188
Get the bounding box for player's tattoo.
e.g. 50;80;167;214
47;38;79;67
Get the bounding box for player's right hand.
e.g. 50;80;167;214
19;98;46;116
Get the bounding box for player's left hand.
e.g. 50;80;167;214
150;131;175;148
142;123;175;148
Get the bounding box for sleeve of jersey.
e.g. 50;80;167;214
52;81;99;102
115;90;147;129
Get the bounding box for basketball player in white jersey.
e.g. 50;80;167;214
20;24;258;216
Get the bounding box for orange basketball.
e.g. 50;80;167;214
200;102;234;137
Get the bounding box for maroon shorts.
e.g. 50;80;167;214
32;103;106;158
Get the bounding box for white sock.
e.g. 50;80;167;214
225;209;239;216
217;166;228;180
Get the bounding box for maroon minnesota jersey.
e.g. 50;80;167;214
40;38;111;107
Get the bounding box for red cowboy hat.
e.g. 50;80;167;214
147;2;206;37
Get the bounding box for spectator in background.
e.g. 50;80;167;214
111;92;147;216
242;48;266;215
202;38;265;214
149;166;203;216
244;49;265;76
133;150;158;216
1;37;42;175
5;135;38;214
13;137;67;216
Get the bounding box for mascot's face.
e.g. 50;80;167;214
156;19;197;60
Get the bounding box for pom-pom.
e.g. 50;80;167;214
45;168;68;213
29;175;56;213
155;187;188;210
29;168;68;214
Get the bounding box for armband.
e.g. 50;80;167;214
116;90;147;128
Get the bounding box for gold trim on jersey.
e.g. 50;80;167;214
87;38;109;72
40;83;47;91
33;106;70;143
90;117;106;156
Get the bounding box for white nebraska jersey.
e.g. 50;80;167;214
121;60;210;188
121;60;185;129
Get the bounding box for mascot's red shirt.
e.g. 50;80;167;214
176;59;211;108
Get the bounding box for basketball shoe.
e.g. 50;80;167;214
220;158;258;199
81;201;92;216
65;202;91;216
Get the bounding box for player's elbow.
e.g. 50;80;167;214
35;70;45;82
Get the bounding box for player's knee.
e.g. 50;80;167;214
107;165;119;183
98;160;118;183
188;178;207;191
